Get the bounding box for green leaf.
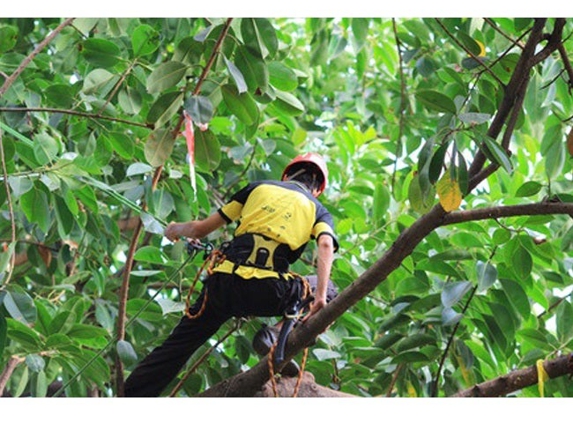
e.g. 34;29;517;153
195;129;221;172
82;68;120;96
512;244;532;281
6;318;42;349
25;354;45;372
556;300;573;344
392;351;428;363
131;24;160;56
3;288;37;324
33;132;59;165
457;31;483;56
268;61;298;92
313;348;342;361
105;131;135;159
146;91;184;128
442;307;463;326
0;25;18;53
133;245;169;265
240;18;278;59
144;128;177;167
408;172;434;213
272;90;305;116
476;261;497;293
517;328;552;351
515;181;543;197
458;112;491;125
395;333;436;352
415;90;457;114
234;45;269;92
221;84;259;125
500;279;530;319
429;142;449;184
147;61;188;94
351;18;369;52
117;340;139;366
81;38;121;68
184;95;214;125
118;86;143;115
0;315;7;356
126;299;164;322
372;181;390;228
441;281;473;308
45;84;77;108
67;323;109;342
224;56;248;94
481;136;513;173
48;311;77;336
34;370;48;397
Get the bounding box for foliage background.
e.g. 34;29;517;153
1;13;573;398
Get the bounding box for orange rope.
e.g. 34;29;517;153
184;249;226;319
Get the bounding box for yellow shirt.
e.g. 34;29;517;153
216;180;337;276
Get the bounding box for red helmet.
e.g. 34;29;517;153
282;152;328;195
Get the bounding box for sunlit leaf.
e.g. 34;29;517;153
436;172;462;212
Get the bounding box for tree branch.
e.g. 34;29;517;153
0;107;152;129
453;352;573;397
468;18;547;180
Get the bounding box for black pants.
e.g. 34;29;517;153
124;271;303;397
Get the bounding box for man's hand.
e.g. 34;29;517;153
164;222;184;242
304;296;326;321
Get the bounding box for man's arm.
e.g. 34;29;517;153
164;212;227;242
308;234;335;316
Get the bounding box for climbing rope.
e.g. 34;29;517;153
183;242;226;320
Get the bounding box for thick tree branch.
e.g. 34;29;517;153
468;18;547;180
453;352;573;397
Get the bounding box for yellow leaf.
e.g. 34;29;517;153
536;359;549;397
406;381;417;397
476;40;486;57
436;173;462;212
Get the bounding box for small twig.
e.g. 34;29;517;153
0;107;152;129
0;128;16;288
0;18;75;96
0;356;25;396
434;18;505;87
391;18;408;192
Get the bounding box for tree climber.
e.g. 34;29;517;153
124;152;338;397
